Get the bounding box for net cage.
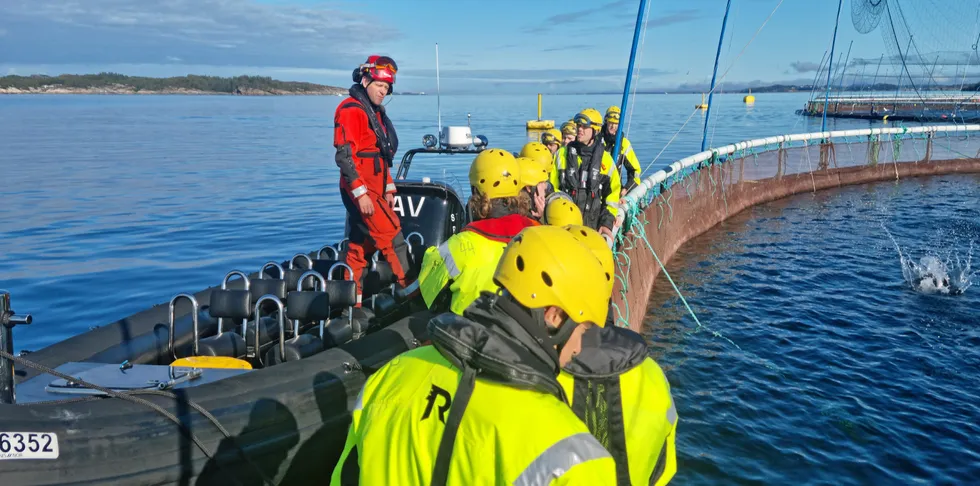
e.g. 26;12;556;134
608;124;980;331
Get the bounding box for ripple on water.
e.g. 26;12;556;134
646;175;980;485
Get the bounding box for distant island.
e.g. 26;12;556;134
0;72;347;96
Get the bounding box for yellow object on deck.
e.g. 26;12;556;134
695;93;708;110
526;93;555;130
743;89;755;104
171;356;253;370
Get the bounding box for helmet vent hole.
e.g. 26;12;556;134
516;256;525;271
541;271;553;287
605;272;611;281
580;229;587;236
513;180;518;185
480;178;486;184
493;181;501;188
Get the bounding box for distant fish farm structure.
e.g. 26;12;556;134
798;93;980;123
799;0;980;124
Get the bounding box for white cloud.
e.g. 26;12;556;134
0;0;400;69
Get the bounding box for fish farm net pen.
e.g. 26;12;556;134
609;124;980;372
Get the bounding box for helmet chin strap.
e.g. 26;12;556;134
546;317;579;357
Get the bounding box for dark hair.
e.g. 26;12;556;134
468;191;532;221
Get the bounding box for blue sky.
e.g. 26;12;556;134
1;0;975;94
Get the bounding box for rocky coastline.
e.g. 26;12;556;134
0;84;346;96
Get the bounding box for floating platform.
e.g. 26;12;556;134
797;95;980;123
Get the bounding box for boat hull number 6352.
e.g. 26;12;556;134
0;432;60;460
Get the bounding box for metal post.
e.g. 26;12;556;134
537;93;543;120
701;0;733;152
435;43;442;142
835;41;853;114
821;0;845;133
1;290;33;404
612;0;650;172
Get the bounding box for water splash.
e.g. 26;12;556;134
883;223;976;295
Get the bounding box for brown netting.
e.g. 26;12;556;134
611;130;980;332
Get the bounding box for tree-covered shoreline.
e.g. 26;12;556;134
0;72;347;95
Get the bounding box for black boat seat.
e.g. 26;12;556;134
311;259;341;279
205;273;281;360
264;279;333;366
319;279;362;346
246;295;290;366
200;271;253;359
249;278;287;303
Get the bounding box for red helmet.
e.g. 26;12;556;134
357;55;397;85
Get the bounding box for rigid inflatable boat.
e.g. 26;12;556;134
0;131;486;486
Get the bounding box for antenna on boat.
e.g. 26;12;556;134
436;42;443;146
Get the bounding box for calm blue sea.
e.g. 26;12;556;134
1;92;975;484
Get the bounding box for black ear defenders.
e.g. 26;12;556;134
352;67;364;83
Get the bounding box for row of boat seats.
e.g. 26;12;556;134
168;248;360;367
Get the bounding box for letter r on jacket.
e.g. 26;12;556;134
421;384;453;424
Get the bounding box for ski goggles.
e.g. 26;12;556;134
541;132;559;145
574;113;598;128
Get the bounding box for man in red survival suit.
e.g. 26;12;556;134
334;55;417;306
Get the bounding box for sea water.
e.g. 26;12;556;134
1;92;976;484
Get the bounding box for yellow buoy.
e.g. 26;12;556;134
171;356;253;370
526;93;555;130
743;89;755;104
695;93;708;110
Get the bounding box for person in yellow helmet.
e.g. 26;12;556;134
520;141;554;168
517;155;550;220
540;128;563;155
560;120;577;146
416;148;540;316
542;191;583;227
549;107;622;239
329;225;618;485
602;105;643;195
555;224;679;486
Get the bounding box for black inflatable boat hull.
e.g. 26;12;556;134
0;179;467;485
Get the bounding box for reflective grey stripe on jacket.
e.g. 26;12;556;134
512;432;611;486
439;242;461;278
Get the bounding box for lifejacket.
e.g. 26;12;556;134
558;326;678;486
417;212;539;315
329;292;617;485
550;138;622;231
333;84;400;199
602;129;642;192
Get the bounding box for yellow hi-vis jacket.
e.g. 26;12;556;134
549;139;621;231
329;300;618;485
603;135;642;191
417;213;539;315
558;326;678;486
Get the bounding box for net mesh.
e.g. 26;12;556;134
609;125;980;334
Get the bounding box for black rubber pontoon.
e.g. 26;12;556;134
0;175;468;485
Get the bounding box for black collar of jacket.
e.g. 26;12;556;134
427;292;565;398
349;83;383;112
569;135;603;160
347;83;399;163
561;325;648;379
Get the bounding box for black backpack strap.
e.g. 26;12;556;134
430;365;477;486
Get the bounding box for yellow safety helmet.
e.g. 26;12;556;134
541;128;562;146
494;225;608;326
562;225;615;295
519;141;554;168
469;148;522;199
574;108;603;132
605;105;621;124
517;156;549;189
560;120;577;136
543;192;583;227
